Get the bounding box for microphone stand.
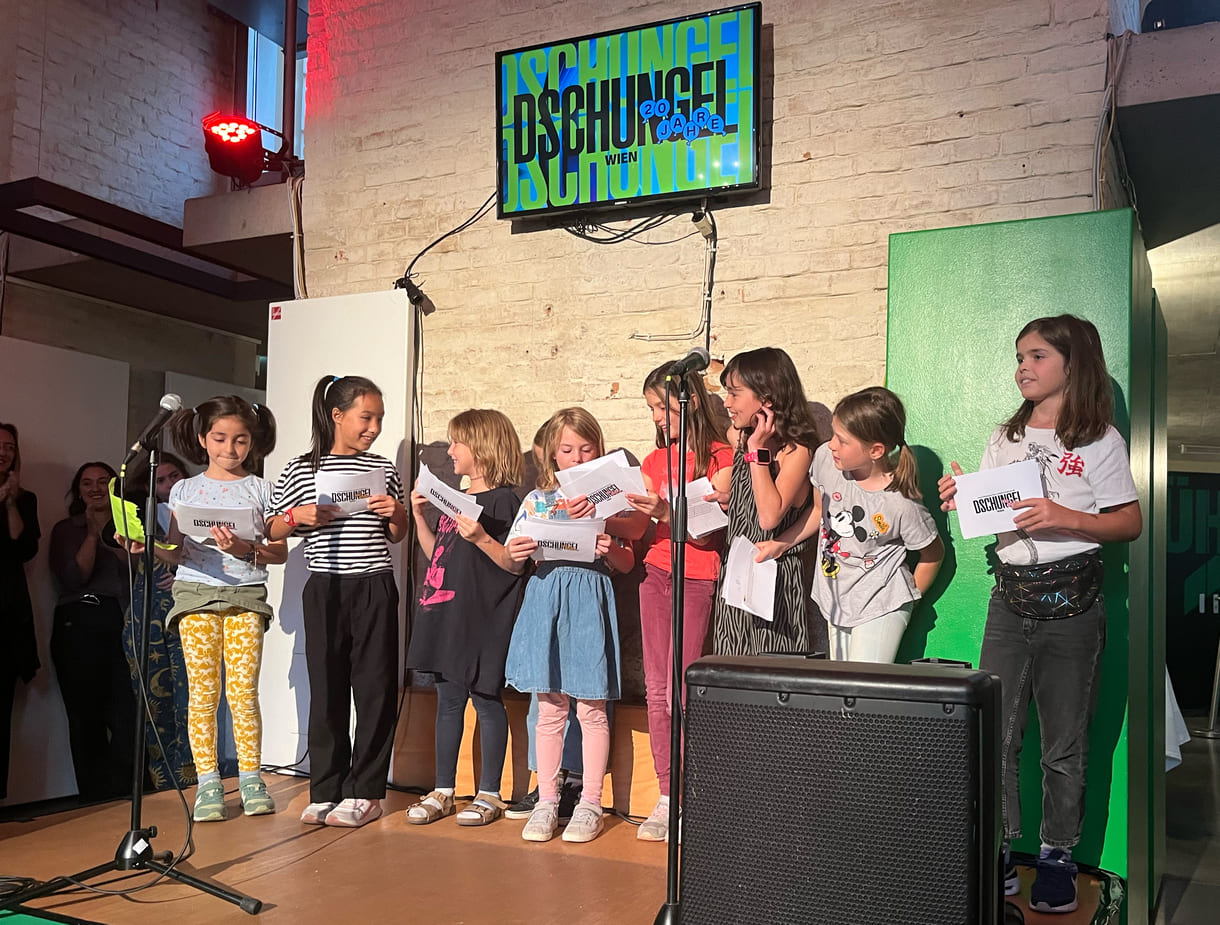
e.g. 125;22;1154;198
655;372;692;925
1;444;261;916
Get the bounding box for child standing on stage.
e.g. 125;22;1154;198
626;362;732;842
939;315;1141;914
712;347;821;657
758;387;944;663
504;408;635;844
405;409;526;827
138;397;285;821
268;376;408;828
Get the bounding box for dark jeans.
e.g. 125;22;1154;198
302;572;399;803
434;678;507;793
979;591;1106;848
51;597;137;801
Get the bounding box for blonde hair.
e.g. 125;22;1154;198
536;407;605;491
833;387;922;500
448;409;524;489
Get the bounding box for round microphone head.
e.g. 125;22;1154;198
160;393;183;412
691;346;710;365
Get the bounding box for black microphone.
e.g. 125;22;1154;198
667;346;711;378
122;393;183;467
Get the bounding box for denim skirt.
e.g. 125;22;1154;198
505;565;621;701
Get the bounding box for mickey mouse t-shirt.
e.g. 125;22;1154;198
808;444;939;628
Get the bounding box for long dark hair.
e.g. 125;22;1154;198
720;347;822;451
1002;314;1112;450
643;363;729;480
834;387;922;500
0;422;20;476
123;451;191;506
308;375;383;470
67;461;118;516
168;396;277;474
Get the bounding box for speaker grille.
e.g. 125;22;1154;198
681;697;977;925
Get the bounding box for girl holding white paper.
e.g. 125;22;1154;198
504;407;634;844
267;375;407;829
757;387;944;664
938;315;1141;914
625;362;732;842
711;347;821;657
133;396;286;823
405;409;526;828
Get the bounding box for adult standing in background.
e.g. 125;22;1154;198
49;461;136;801
0;423;40;800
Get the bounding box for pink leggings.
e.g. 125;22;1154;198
536;693;609;807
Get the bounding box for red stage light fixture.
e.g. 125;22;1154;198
202;112;268;187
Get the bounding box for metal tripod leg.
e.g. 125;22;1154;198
1192;634;1220;739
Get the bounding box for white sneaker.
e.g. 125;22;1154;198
323;798;382;827
561;802;604;843
522;800;559;842
300;801;337;825
637;798;669;841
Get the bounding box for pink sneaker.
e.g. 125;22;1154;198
300;801;337;825
324;798;383;827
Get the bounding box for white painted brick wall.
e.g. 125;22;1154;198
1;0;238;226
302;0;1112;460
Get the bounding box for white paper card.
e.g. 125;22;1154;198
175;503;262;542
523;516;605;563
554;449;629;488
316;466;387;516
719;535;777;621
416;464;484;522
555;457;646;519
685;477;729;538
953;458;1045;539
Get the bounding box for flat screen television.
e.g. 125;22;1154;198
496;3;762;220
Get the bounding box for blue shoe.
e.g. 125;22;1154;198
1030;849;1077;913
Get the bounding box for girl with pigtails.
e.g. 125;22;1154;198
127;395;286;822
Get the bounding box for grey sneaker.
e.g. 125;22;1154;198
240;776;276;816
637;798;669;842
192;780;226;822
561;802;604;843
521;800;559;842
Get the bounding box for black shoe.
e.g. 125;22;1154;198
1004;862;1020;896
557;778;583;824
504;787;539;820
1030;849;1078;913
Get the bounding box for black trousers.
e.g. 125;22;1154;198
302;572;399;802
51;597;136;801
0;663;15;800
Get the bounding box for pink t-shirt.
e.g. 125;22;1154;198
641;442;733;580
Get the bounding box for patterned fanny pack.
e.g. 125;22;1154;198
995;553;1104;620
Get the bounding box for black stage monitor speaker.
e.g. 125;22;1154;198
680;656;1002;925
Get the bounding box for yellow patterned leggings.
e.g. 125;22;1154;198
178;611;265;775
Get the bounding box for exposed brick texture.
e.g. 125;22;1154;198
1;0;238;226
301;0;1114;460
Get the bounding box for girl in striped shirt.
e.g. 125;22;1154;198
268;375;407;828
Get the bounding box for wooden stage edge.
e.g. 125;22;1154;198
0;776;1113;925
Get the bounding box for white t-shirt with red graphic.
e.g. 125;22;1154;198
981;424;1138;566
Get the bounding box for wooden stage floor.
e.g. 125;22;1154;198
1;775;1115;924
0;776;667;925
